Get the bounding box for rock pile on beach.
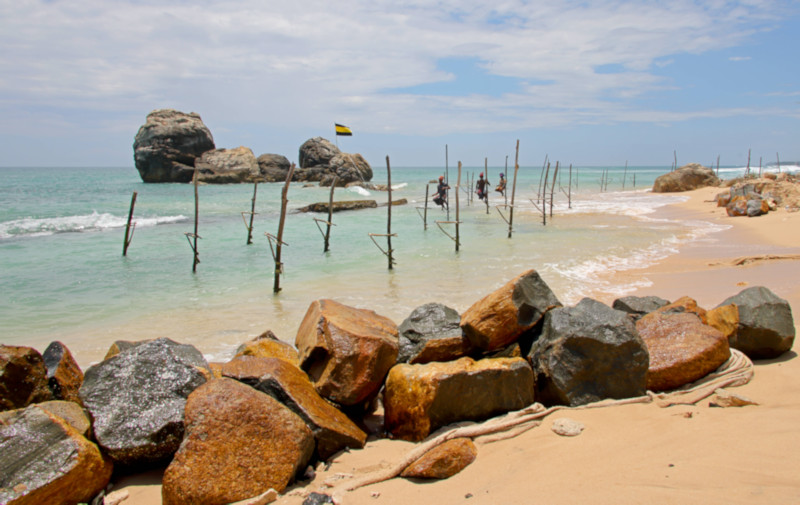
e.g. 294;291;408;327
1;272;795;505
133;109;372;185
716;173;800;216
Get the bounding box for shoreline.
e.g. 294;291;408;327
114;186;800;504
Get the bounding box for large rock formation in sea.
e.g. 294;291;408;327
652;163;721;192
297;137;373;186
133;109;216;183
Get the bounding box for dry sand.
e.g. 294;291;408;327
115;186;800;505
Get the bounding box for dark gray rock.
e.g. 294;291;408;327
42;341;83;404
257;153;292;182
612;295;671;320
133;109;215;183
79;338;209;466
0;405;112;505
529;298;649;406
299;137;340;168
746;198;765;217
303;492;335;505
397;303;472;364
717;286;795;359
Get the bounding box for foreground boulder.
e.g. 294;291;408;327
636;312;730;391
296;299;399;406
384;357;534;441
0;405;112;505
162;378;314;504
297;137;373;185
400;438;478;479
460;269;562;352
652;163;720;193
717;286;795;359
42;341;83;404
0;345;52;412
195;146;260;183
79;338;209;466
397;303;473;364
133;109;215;183
221;356;366;459
529;298;649;406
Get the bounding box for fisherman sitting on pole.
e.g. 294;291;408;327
433;175;450;209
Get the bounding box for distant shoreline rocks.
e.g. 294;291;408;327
132;109;372;185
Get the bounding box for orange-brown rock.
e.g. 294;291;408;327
0;345;52;412
295;299;399;406
726;196;748;216
384;357;535;442
235;337;299;365
162;378;314;505
0;405;112;505
400;438;477;479
208;362;224;378
706;303;739;342
42;341;83;404
636;312;730;391
460;269;561;352
655;296;708;323
221;356;366;459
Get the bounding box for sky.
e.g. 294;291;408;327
1;0;799;168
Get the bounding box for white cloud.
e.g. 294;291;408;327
729;56;752;61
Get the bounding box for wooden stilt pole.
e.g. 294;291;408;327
504;155;509;207
716;155;721;176
456;162;461;252
549;162;559;218
567;164;572;209
184;167;201;273
542;162;550;226
272;164;296;293
622;161;628;190
387;156;394;270
673;150;678;171
508;140;519;238
246;182;258;245
746;148;751;177
445;145;450;221
484;158;489;215
324;176;337;252
777;153;781;173
122;191;137;256
423;183;429;230
537;155;548;205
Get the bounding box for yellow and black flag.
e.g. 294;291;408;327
335;123;353;136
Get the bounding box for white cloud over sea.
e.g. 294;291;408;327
0;0;798;165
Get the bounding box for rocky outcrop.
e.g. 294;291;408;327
397;303;473;364
652;163;720;193
133;109;216;183
0;345;52;412
257;153;292;182
635;312;730;391
79;338;209;466
0;405;112;505
295;299;399;406
717;286;795;359
42;341;83;404
400;438;478;479
162;378;314;504
297;137;372;186
612;295;670;320
384;357;534;441
195;146;260;183
461;269;561;352
529;298;649;406
221;356;366;460
298;200;378;213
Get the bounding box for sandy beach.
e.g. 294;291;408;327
114;186;800;505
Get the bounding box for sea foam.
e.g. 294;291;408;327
0;211;187;239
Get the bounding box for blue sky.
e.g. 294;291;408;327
1;0;798;168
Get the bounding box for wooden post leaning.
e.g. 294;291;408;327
549;161;559;218
270;163;296;293
508;140;520;238
122;191;137;256
324;176;337;252
242;181;258;245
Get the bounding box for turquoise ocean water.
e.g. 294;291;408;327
3;163;793;366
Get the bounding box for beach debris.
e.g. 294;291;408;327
371;491;381;498
0;405;112;505
42;340;84;404
133;109;215;183
79;338;210;466
234;335;300;366
322;473;354;488
400;437;478;479
397;303;473;365
194;146;260;184
299;200;379;213
162;378;314;504
0;344;53;411
103;489;130;505
384;357;534;441
716;286;795;359
529;298;649;407
551;418;585;437
221;356;367;460
709;388;758;408
612;295;671;321
636;312;730;391
461;269;562;352
652;163;720;193
295;299;399;406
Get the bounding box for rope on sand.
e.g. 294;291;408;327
329;349;753;496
